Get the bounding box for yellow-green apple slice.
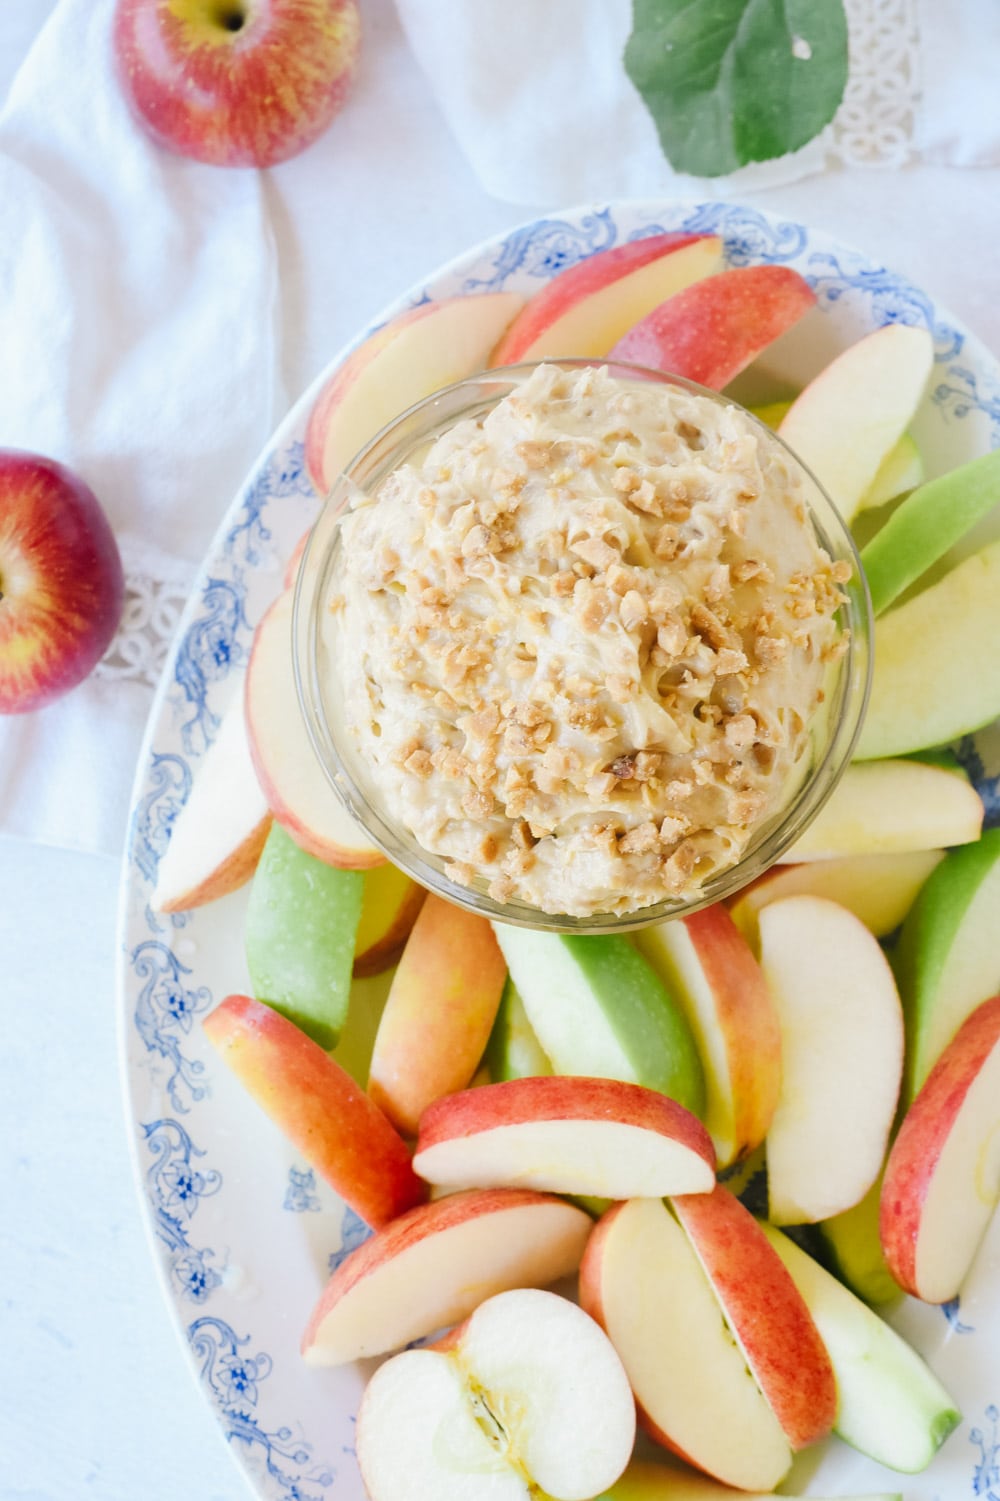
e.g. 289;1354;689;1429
305;292;524;494
671;1187;836;1451
245;589;382;868
580;1196;793;1491
780;760;983;861
492;927;705;1116
634;905;781;1168
356;1289;635;1501
758;896;904;1224
856;537;1000;759
894;828;1000;1102
816;1173;903;1306
352;863;425;978
202;994;424;1227
485;976;553;1082
413;1076;714;1198
762;1224;960;1471
302;1188;591;1365
244;822;362;1049
490;234;722;365
858;430;925;512
152;679;271;913
608;265;815;391
881;993;1000;1302
367;894;506;1136
751;398;794;429
597;1458;902;1500
777;324;934;524
729;849;943;947
861;449;1000;615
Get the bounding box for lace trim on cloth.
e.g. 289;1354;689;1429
94;537;197;690
831;0;921;167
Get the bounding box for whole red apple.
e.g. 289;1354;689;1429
112;0;362;168
0;452;125;715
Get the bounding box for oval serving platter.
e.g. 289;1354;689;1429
118;200;1000;1501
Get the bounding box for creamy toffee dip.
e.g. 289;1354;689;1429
329;364;849;917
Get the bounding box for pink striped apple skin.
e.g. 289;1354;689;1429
203;994;424;1228
670;1187;836;1449
302;1187;592;1363
880;992;1000;1301
609;266;816;391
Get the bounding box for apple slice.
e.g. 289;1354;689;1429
580;1197;793;1491
671;1187;836;1451
493;926;704;1117
353;863;425;978
762;1223;960;1472
302;1188;592;1365
817;1173;903;1307
413;1076;715;1198
367;894;507;1136
491;234;723;364
777;324;934;524
729;849;943;947
245;589;382;868
608;265;815;391
202;994;424;1228
856;537;1000;759
634;906;781;1167
758;896;904;1224
356;1288;635;1501
895;828;1000;1101
881;993;1000;1303
780;760;983;861
599;1459;902;1501
152;679;271;912
858;430;925;512
861;449;1000;615
283;527;310;589
305;291;525;494
485;976;553;1082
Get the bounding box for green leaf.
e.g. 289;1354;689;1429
624;0;849;178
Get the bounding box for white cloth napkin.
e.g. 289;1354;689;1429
394;0;1000;206
0;0;282;855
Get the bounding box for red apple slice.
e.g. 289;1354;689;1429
413;1076;715;1198
880;993;1000;1303
608;266;816;391
305;292;525;494
283;528;310;590
302;1188;592;1365
352;863;426;978
368;893;507;1135
491;234;723;364
202;994;423;1228
245;589;382;869
635;905;781;1168
152;678;271;912
670;1186;836;1450
580;1197;793;1492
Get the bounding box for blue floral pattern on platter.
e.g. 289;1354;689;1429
119;200;1000;1501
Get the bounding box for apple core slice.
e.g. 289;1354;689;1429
413;1076;715;1198
302;1189;592;1365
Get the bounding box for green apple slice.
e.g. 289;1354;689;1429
816;1174;902;1307
856;538;1000;759
245;822;364;1049
598;1457;902;1499
762;1225;961;1473
485;977;553;1083
859;431;925;512
894;827;1000;1101
491;927;705;1118
861;449;1000;615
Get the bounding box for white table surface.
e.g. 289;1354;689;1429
3;4;1000;1499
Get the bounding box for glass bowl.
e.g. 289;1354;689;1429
293;360;872;934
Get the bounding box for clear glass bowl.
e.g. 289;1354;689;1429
293;360;872;934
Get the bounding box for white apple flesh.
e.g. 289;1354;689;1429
780;760;983;861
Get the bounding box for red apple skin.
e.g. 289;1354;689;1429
0;451;124;714
203;994;424;1227
609;266;816;391
880;992;1000;1299
113;0;362;169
